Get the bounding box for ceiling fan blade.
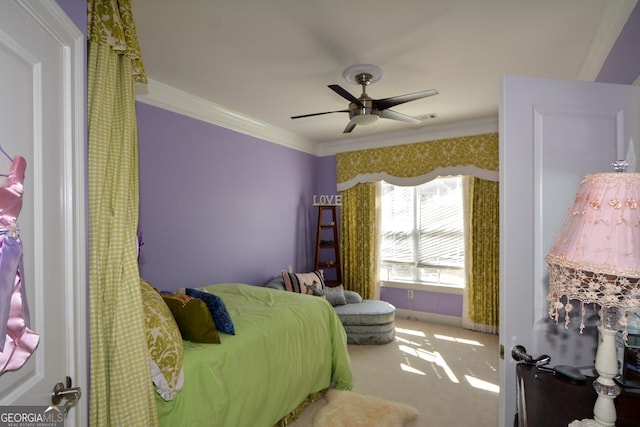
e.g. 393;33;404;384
329;85;363;106
343;120;357;134
291;109;349;119
374;89;439;110
380;109;422;124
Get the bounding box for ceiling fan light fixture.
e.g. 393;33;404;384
350;114;378;126
291;63;438;134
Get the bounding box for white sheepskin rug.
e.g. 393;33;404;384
313;389;418;427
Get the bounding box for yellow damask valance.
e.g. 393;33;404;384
88;0;147;83
336;133;498;190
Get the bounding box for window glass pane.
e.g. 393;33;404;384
380;263;414;282
417;265;465;287
381;232;413;263
380;177;465;287
380;184;414;263
419;232;464;268
381;184;413;231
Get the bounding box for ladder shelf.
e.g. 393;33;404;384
314;205;342;287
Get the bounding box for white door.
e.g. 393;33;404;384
0;1;86;425
499;75;640;426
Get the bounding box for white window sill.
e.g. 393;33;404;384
380;280;464;296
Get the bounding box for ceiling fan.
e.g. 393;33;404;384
291;64;438;134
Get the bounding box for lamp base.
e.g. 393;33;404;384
571;324;620;427
569;418;613;427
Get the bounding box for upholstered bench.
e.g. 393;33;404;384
333;300;396;345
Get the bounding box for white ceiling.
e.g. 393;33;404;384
131;0;634;152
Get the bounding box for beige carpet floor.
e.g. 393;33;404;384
291;317;499;427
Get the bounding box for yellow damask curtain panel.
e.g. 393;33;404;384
340;183;377;300
88;1;156;426
463;178;499;333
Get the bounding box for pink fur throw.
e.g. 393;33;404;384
313;389;418;427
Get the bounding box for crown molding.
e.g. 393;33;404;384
135;79;319;155
578;0;637;81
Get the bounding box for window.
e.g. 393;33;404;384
379;176;466;287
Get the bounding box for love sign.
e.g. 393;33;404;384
313;194;342;206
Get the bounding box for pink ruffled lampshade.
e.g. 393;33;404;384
546;172;640;331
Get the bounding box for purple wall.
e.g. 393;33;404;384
137;103;318;291
55;0;86;34
381;287;463;317
316;156;337;194
596;2;640;84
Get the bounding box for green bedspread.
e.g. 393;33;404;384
155;283;353;427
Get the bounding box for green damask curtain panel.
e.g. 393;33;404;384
463;178;499;333
88;1;157;426
340;183;377;300
336;133;499;331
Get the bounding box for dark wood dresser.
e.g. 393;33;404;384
515;363;640;427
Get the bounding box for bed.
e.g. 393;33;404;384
148;282;353;427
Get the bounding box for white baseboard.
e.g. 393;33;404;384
395;309;462;328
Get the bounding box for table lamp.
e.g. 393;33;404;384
546;161;640;427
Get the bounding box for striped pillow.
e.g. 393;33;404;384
282;270;325;295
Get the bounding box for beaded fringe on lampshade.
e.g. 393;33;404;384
546;173;640;337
